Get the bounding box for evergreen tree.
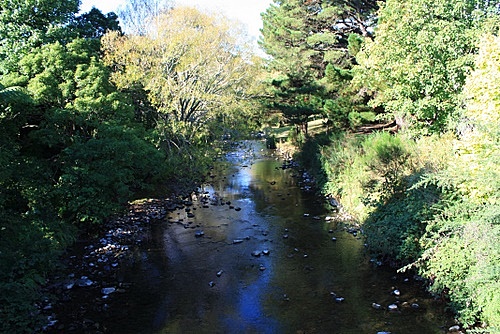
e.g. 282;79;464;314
260;0;380;135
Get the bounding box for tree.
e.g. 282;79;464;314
117;0;172;35
0;0;79;73
260;0;380;135
353;0;499;134
102;6;259;147
72;7;122;39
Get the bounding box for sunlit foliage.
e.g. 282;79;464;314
103;6;260;147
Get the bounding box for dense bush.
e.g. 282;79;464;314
304;124;498;329
317;131;416;221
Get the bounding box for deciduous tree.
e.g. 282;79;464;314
354;0;499;134
103;6;259;146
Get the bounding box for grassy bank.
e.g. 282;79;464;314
292;128;499;332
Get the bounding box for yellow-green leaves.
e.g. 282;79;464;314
102;7;258;140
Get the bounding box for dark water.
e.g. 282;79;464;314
107;141;452;333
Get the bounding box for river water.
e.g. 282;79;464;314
106;140;453;333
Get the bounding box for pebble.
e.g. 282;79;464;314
251;250;262;257
388;304;398;311
101;287;116;295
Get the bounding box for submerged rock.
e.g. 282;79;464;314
388;304;398;311
77;277;93;287
101;287;116;295
251;250;262;257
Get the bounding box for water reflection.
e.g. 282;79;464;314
108;141;452;334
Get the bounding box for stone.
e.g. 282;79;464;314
388;304;398;311
76;277;93;287
448;325;461;332
101;287;116;295
195;230;205;237
251;250;262;257
372;303;383;310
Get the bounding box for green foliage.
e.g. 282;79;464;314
316;132;416;220
0;5;180;331
347;33;364;58
354;0;500;134
364;173;439;264
361;132;411;195
102;7;260;144
0;0;80;73
293;0;500;331
72;7;122;39
55;125;166;224
409;34;500;329
260;0;379;134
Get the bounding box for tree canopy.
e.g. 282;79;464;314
260;0;380;137
354;0;499;134
103;6;260;146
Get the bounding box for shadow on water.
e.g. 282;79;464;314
107;140;453;334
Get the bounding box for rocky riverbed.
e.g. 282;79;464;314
39;140;459;333
40;198;188;333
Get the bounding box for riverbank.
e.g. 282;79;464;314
40;198;190;332
40;140;458;333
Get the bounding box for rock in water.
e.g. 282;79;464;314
101;287;116;295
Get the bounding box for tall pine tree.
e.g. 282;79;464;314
260;0;380;135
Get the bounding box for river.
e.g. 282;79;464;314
103;140;453;333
